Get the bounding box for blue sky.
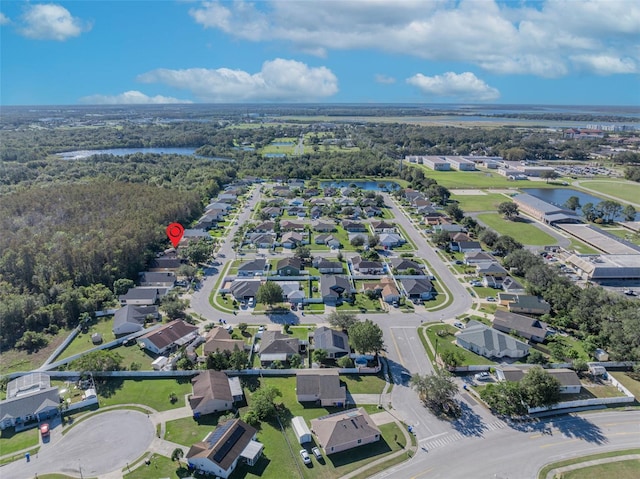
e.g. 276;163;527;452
1;0;639;106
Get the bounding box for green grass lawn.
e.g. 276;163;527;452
57;316;118;360
0;427;39;456
340;374;387;394
123;453;185;479
109;343;156;370
422;324;495;366
595;226;640;245
537;449;640;479
477;213;557;246
561;460;640;479
609;371;640;401
578;180;640;205
335;294;385;313
282;325;316;340
0;327;69;375
165;414;229;447
568;238;600;254
450;193;508;212
97;378;193;411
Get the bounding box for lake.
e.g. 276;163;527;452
320;180;400;191
56;147;231;161
522;188;625;219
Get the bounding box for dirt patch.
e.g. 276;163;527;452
450;189;487;195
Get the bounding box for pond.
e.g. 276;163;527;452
56;147;231;161
320;180;400;191
522;188;626;220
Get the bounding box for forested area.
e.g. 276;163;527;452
0;181;202;349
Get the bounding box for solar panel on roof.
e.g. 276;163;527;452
213;425;245;464
206;420;234;448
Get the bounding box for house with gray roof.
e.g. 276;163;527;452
455;320;530;359
498;293;551;315
320;275;352;305
493;310;548;343
311;408;381;455
501;277;525;294
280;231;304;249
378;233;405;249
313;326;350;359
229;279;262;301
237;259;267;277
496;366;581;394
464;251;496;265
279;281;306;303
245;233;276;248
351;256;384;274
204;327;247;356
259;331;304;366
119;287;160;306
112;305;158;336
313;221;336;232
296;370;347;406
313;257;343;274
0;374;60;430
276;257;302;276
389;258;423;273
139;272;176;287
402;278;435;300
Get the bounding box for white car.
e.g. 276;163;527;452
475;372;491;381
312;447;323;460
486;297;496;302
453;321;465;329
300;449;311;465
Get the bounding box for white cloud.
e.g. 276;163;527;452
20;3;91;41
570;55;637;75
79;91;192;105
374;74;396;85
137;59;339;102
0;12;10;25
406;72;500;102
188;0;640;77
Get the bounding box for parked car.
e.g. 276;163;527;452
454;321;465;329
40;423;50;437
474;372;491;381
312;447;323;460
299;449;311;465
486;297;496;302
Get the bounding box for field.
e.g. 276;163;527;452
561;460;640;479
477;213;557;246
537;449;640;479
96;378;193;411
0;328;69;375
56;316;118;360
578;180;640;205
450;193;508;212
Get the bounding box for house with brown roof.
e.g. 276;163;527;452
351;255;384;274
189;371;244;417
186;419;263;478
137;320;199;355
362;277;400;304
280;220;305;231
203;327;247;356
311;408;381;455
296;370;347;406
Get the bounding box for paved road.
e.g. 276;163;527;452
2;410;155;479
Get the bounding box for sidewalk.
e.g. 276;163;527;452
544;454;640;479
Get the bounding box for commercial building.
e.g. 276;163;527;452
512;193;580;225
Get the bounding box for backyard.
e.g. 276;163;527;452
56;316;118;361
96;378;193;411
476;213;557;246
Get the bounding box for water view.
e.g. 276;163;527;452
522;188;626;220
56;147;231;161
320;180;400;191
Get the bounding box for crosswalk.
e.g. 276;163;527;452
419;420;507;451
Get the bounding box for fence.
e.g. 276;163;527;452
528;396;634;414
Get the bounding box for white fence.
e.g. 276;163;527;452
65;395;99;413
528;396;634;414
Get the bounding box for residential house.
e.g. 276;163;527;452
310;198;329;207
197;210;225;228
404;190;423;202
498;293;551;315
0;374;60;430
363;206;381;217
217;193;238;204
452;241;483;253
450;232;472;242
245;233;276;249
189;371;243;417
492;310;548;343
272;186;291;196
112;305;158;336
371;221;396;233
351;256;384;274
203;327;247;356
313;258;343;274
261;206;282;218
496;366;581;394
311;408;381;455
280;231;304;249
253;221;275;233
296;370;347;406
229;280;262;301
402;278;435;300
321;275;352;305
476;262;508;288
276;257;302;276
186;419;263;478
312;326;350;359
378;233;405;249
119;287;160;306
139;272;176;288
287;206;307;217
501;277;526;294
138;320;199;355
148;255;184;272
341;220;366;232
464;251;496;265
237;259;267;277
259;331;304;366
280;220;305;231
388;258;423;273
288;198;305;207
455;321;530;359
313;221;336;232
280;281;306;303
315;234;341;249
310;206;323;219
362;277;400;304
206;202;231;212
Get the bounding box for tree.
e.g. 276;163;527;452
176;357;194;370
312;349;328;363
520;366;561;408
526;350;548;366
582;202;597;222
327;311;358;331
445;203;464;222
184;239;212;265
623;204;637;221
113;278;135;296
289;353;302;368
229;345;248;370
256;281;283;308
294;246;311;262
367;234;380;248
431;230;451;249
177;264;197;281
15;331;49;352
171;448;184;462
70;350;123;372
480;381;528;416
337;356;354;368
440;349;464;368
493;235;523;256
564;196;581;211
350;235;365;248
540;170;559;183
206;350;230;371
410;369;458;413
478;230;499;248
348;319;384;354
250;385;282;420
497;201;519;220
238;322;248;333
161;295;189;320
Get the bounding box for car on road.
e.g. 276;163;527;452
300;449;311;465
474;372;491;381
312;447;323;461
40;423;50;437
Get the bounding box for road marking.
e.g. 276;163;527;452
411;467;434;478
389;327;406;367
540;439;579;448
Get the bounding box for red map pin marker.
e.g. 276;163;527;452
166;222;184;248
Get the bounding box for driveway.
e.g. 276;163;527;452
2;410;154;479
